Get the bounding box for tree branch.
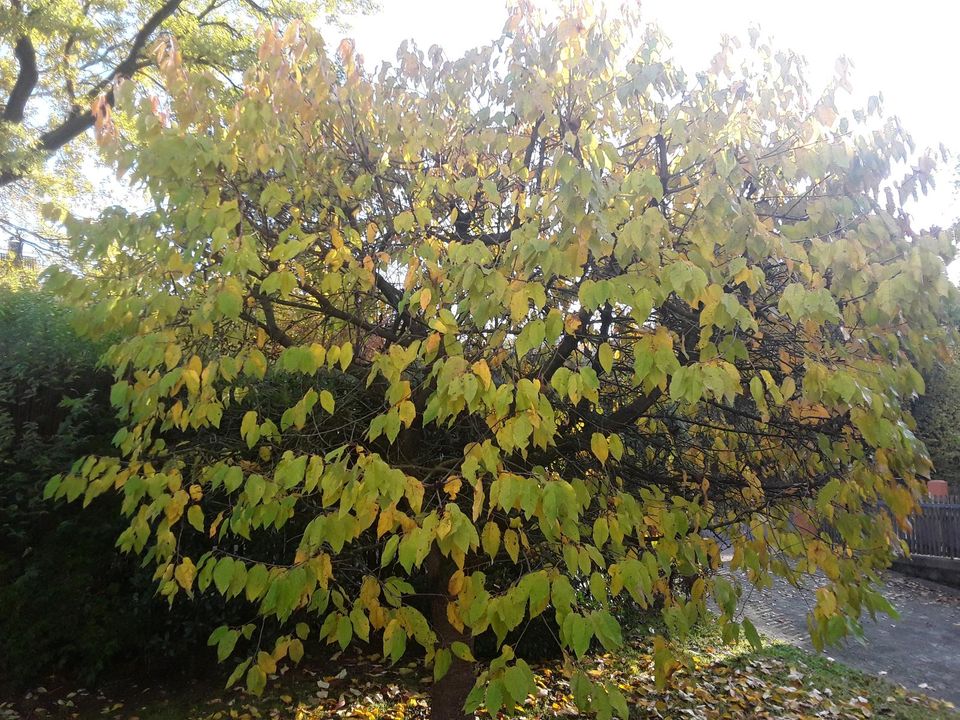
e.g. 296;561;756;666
3;37;39;123
539;307;593;382
293;285;401;342
0;0;186;188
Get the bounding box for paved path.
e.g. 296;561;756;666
738;570;960;705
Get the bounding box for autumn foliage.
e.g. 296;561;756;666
45;5;956;718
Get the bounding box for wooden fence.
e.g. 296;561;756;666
898;495;960;559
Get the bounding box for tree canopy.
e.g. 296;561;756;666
45;6;957;719
0;0;369;252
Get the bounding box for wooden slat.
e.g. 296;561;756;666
902;496;960;558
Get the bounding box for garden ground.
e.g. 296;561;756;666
3;617;957;720
742;570;960;705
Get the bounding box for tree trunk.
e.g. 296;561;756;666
427;551;475;720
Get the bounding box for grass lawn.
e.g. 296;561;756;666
5;624;957;720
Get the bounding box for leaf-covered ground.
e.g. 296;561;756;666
5;632;957;720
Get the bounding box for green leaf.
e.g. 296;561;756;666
187;504;204;532
503;660;535;703
451;641;475;662
381;535;400;567
216;288;243;319
742;617;762;650
350;606;370;642
245;564;270;601
240;410;259;447
216;629;238;661
516;319;546;357
590;571;608;607
434;648;452;681
225;659;250;689
485;679;505;716
591;610;623;651
394;210;415;233
336;614;353;649
224;465;244;492
608;684;629;719
571;615;592;658
246;474;266;505
593;517;609;547
213;557;235;595
246;664;267;695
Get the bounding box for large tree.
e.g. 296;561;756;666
46;7;957;719
0;0;369;253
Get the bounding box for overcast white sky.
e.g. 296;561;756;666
338;0;960;231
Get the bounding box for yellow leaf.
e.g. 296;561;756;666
448;569;465;595
339;341;354;370
398;400;416;428
174;558;196;591
165;490;187;524
209;511;224;538
510;290;529;323
816;587;837;616
591;433;609;465
482;521;501;560
472;359;493;389
257;650;277;675
782;375;796;401
447;602;464;633
608;434;624;461
405;477;425;514
504;528;520;563
164;343;182;370
320;390;335;414
472;482;484;522
598;342;614;373
443;476;462;499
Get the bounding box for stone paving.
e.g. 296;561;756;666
738;570;960;705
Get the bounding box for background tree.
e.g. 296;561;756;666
913;352;960;491
46;6;957;719
0;0;371;255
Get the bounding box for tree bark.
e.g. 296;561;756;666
427;551;475;720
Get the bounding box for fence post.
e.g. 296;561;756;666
928;479;949;500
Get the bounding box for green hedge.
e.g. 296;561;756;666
0;279;224;688
913;355;960;491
